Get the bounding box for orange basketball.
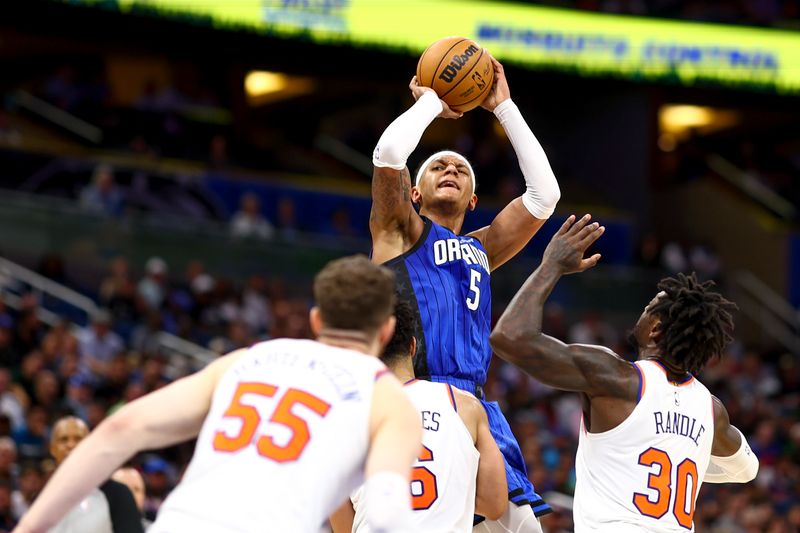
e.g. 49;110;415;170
416;36;494;113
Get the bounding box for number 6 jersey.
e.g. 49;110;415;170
574;359;714;532
150;339;388;533
351;379;479;533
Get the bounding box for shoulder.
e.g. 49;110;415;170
451;387;485;423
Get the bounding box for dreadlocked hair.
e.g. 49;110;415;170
649;272;737;375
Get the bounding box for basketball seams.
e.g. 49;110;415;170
429;38;467;89
438;46;484;100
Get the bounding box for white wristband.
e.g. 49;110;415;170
373;91;442;171
704;428;759;483
494;99;560;219
363;471;412;532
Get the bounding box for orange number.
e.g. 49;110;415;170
633;448;672;519
674;459;699;529
410;445;438;510
213;382;277;453
257;388;331;463
633;448;699;528
213;382;330;464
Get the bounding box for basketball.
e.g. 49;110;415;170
416;36;494;113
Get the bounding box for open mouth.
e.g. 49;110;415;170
438;180;460;191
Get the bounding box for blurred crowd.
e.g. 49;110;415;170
0;250;796;532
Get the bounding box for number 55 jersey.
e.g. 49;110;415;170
574;359;714;532
150;339;388;533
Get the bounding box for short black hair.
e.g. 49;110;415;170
380;299;417;365
650;273;736;375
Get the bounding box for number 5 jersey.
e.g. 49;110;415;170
150;339;388;533
574;359;714;532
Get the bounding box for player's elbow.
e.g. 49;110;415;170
490;328;543;365
744;457;759;482
489;327;518;359
477;492;508;521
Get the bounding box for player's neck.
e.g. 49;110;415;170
387;359;415;383
317;329;377;356
420;208;465;234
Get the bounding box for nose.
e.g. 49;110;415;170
444;162;458;175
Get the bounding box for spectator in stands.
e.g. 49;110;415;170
0;438;18;484
140;457;173;521
323;205;358;238
10;462;42;522
276;196;300;241
12;406;48;462
100;257;139;324
0;371;24;432
79;164;124;216
0;315;16;370
0;477;15;531
47;416;143;533
112;466;151;530
78;309;124;380
137;257;168;310
230;192;275;240
241;274;271;336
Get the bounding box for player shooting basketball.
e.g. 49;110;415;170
370;53;561;531
491;215;759;531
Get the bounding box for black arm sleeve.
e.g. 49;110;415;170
99;479;145;533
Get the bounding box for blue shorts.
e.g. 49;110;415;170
430;376;552;517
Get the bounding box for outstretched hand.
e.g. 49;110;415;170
409;76;462;119
542;214;605;274
480;54;511;113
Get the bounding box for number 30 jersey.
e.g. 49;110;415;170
352;379;479;533
384;217;492;386
150;339;388;533
574;359;714;532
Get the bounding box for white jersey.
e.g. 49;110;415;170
352;379;479;533
574;359;715;532
151;338;388;533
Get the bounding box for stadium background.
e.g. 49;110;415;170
0;0;798;531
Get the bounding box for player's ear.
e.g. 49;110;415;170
467;193;478;211
377;315;397;350
648;320;662;344
410;186;423;206
409;336;417;361
309;307;323;337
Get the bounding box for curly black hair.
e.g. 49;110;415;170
649;272;737;375
380;299;417;366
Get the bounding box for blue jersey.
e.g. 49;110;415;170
384;217;552;516
384;218;492;386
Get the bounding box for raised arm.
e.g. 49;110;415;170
370;79;459;263
704;396;758;483
468;56;561;270
454;390;507;520
490;215;637;398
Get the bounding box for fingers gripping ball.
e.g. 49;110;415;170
417;37;494;113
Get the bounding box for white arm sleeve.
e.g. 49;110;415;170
362;471;413;533
493;99;561;219
704;428;759;483
373;91;443;170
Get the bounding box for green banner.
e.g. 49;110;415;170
69;0;800;93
